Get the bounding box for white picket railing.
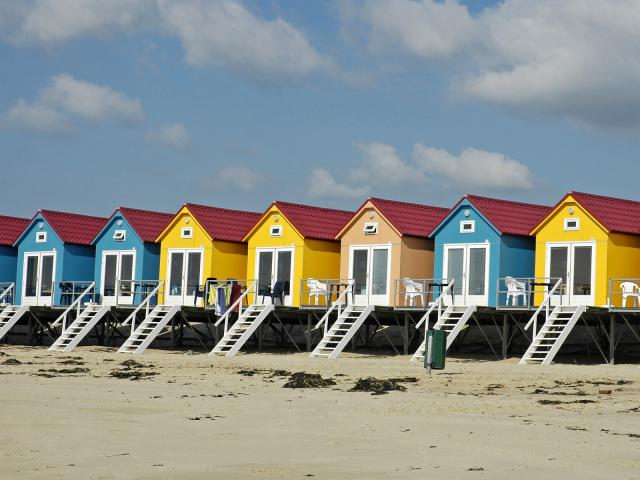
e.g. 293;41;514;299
524;278;563;337
0;282;15;305
121;281;164;335
214;281;257;334
51;282;96;330
313;280;354;335
415;279;455;329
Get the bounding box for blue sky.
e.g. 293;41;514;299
1;0;638;218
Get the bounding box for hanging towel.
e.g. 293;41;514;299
208;285;217;307
229;283;243;312
217;286;227;316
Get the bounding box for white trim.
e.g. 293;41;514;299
269;225;283;237
255;247;295;306
363;222;378;235
180;227;193;239
113;230;126;242
544;241;596;306
165;247;204;306
100;249;137;305
442;242;490;306
348;243;392;306
460;220;475;234
35;232;47;243
563;217;580;231
21;250;57;306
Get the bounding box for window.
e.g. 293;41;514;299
35;232;47;243
564;218;580;231
460;220;475;233
270;225;283;237
113;230;126;242
181;227;193;239
363;222;378;235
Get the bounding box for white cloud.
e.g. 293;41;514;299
0;74;144;134
413;144;533;189
0;0;332;82
218;165;260;192
342;0;640;130
308;168;368;199
309;141;533;198
145;123;190;149
0;99;74;134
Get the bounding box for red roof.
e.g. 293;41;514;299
0;215;30;246
272;201;353;241
557;191;640;235
185;203;262;243
366;197;450;238
118;207;174;243
38;210;108;245
453;195;552;236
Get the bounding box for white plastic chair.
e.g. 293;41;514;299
403;278;424;306
307;279;328;305
505;276;527;306
620;282;640;308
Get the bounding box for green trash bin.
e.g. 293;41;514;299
424;329;447;371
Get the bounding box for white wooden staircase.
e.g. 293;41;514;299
411;305;477;362
310;304;374;359
520;305;586;365
118;304;181;354
0;305;30;341
48;304;111;352
209;304;275;357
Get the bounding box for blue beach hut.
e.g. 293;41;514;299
430;195;551;307
0;215;31;300
92;207;173;305
14;210;107;306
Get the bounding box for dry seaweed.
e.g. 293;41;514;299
283;372;336;388
350;377;408;395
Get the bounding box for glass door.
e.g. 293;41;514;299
22;252;55;306
349;245;391;305
546;243;594;306
101;251;135;305
443;244;489;306
166;249;203;305
255;248;294;305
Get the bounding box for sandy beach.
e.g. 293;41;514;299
0;346;638;480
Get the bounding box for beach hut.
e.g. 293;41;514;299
430;195;551;308
155;204;261;306
14;210;107;306
244;201;353;307
335;197;449;307
531;192;640;308
0;215;31;303
91;207;174;305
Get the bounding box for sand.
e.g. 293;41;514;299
0;346;639;479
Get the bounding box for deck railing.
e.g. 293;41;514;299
51;281;96;331
415;279;455;329
299;278;352;309
121;281;164;334
608;278;640;310
393;278;447;309
524;278;563;337
52;280;96;308
0;282;15;305
314;280;354;335
204;279;253;311
214;280;257;334
496;277;564;310
112;279;161;307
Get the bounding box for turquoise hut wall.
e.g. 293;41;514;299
0;246;18;283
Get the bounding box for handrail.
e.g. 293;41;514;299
51;281;96;330
0;283;15;304
121;281;164;334
524;278;562;335
415;279;454;329
313;280;354;335
214;281;256;334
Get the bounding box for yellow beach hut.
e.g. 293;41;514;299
532;192;640;307
155;204;261;306
244;201;353;307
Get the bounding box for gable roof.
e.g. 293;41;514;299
179;203;262;243
17;210;108;246
432;195;552;237
338;197;449;239
0;215;31;246
93;207;175;244
537;191;640;235
246;201;353;242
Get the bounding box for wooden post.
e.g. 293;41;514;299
609;313;616;365
306;313;312;352
501;314;508;360
404;312;409;355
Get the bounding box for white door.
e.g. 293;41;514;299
546;242;595;306
22;252;56;306
101;251;136;305
256;248;293;306
166;249;203;306
349;245;391;306
443;244;489;306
